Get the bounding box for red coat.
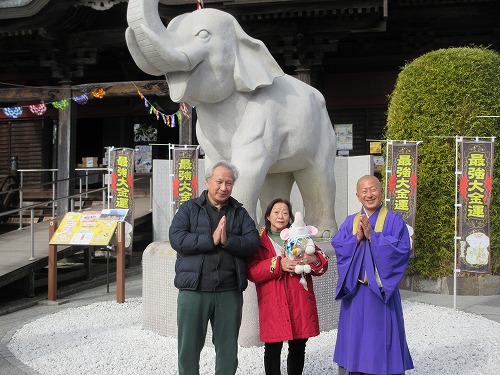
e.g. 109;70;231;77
247;229;328;343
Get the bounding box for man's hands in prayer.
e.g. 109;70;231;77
213;215;227;246
357;214;372;242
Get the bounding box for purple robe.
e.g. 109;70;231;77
332;206;414;375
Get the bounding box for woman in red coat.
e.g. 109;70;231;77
247;198;328;375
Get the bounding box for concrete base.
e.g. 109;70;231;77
142;240;340;347
38;299;70;306
400;274;500;296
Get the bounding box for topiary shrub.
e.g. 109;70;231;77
385;46;500;278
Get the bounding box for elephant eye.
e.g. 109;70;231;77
196;29;210;39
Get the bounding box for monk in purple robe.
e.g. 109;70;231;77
332;175;414;375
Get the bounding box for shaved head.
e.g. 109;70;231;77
356;175;381;191
356;175;383;216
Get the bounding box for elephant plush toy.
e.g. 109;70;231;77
280;212;318;289
126;1;338;235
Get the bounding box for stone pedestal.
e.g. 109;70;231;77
141;241;262;347
142;240;340;347
314;240;340;332
141;242;177;337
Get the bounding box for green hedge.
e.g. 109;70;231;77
385;47;500;278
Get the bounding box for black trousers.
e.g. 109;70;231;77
264;338;308;375
338;367;405;375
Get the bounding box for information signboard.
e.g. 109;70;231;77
49;209;129;246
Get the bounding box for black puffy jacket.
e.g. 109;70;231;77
169;191;260;291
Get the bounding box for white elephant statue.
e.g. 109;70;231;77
126;1;338;235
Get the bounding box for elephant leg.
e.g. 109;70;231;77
197;120;227;168
202;154;229;181
203;154;214;174
293;163;338;237
257;172;295;227
230;170;267;224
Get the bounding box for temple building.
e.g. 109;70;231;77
1;0;499;186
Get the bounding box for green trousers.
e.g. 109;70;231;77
177;289;243;375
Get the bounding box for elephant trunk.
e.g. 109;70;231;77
126;0;191;75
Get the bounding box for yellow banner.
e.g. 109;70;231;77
110;148;135;254
173;147;199;211
458;140;494;273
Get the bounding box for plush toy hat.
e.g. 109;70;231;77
280;212;318;240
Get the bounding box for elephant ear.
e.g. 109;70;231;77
280;228;290;241
307;226;319;236
233;20;284;92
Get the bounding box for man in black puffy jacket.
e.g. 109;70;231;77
169;160;260;375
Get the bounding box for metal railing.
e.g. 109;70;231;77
1;168;110;261
0;186;108;260
0;167;153;261
17;168;110;228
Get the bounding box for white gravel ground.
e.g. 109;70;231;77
7;299;500;375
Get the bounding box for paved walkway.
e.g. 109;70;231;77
400;289;500;324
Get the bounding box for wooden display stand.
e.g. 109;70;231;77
48;211;128;303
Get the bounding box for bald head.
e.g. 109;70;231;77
356;175;383;215
356;175;381;191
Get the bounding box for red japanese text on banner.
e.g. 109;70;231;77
110;148;135;255
388;142;418;253
172;147;198;212
458;140;494;273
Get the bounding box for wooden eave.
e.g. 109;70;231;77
0;80;169;104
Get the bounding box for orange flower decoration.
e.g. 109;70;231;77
91;88;106;99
